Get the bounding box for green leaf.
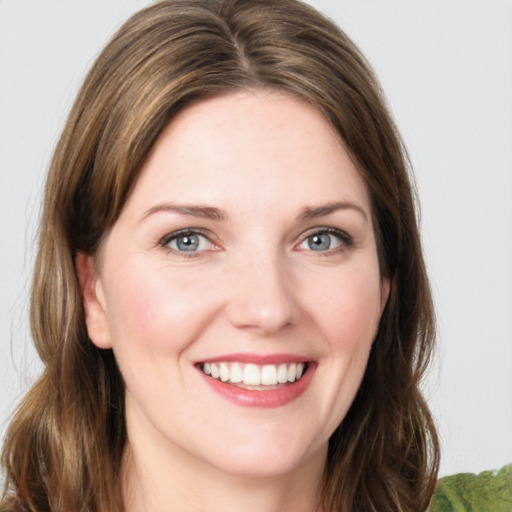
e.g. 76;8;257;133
432;464;512;512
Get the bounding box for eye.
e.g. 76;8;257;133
162;230;213;253
297;229;351;252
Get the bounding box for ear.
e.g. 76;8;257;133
379;276;391;315
76;252;112;349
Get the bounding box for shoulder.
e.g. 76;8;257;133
431;464;512;512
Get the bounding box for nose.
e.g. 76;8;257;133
225;250;301;336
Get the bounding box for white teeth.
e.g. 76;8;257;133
200;361;308;386
219;363;229;382
243;364;261;385
287;363;297;382
277;364;288;383
210;363;220;379
230;362;243;383
261;365;278;385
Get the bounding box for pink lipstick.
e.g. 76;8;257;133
195;354;316;408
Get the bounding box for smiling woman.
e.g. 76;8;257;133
77;91;389;488
1;1;438;511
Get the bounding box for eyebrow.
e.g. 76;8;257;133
141;203;227;222
298;201;369;222
140;200;368;223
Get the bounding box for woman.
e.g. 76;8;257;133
1;1;439;511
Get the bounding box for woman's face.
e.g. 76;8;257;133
81;90;389;480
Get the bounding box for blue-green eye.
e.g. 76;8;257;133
307;233;332;251
165;231;212;252
298;230;348;252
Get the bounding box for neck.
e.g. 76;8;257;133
121;434;326;512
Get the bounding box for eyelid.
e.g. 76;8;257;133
159;228;219;255
158;226;353;256
295;226;354;251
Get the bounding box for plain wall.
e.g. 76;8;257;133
1;0;511;478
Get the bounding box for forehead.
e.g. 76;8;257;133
123;90;370;218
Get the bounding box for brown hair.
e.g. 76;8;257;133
1;1;439;510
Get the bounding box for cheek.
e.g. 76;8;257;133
308;269;383;433
311;265;384;347
103;264;221;355
101;266;221;406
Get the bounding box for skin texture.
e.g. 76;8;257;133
78;90;389;512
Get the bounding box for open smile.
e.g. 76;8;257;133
195;356;316;408
198;361;307;387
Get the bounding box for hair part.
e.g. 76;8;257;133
2;1;439;511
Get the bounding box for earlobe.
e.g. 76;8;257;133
76;252;112;349
371;277;391;345
380;277;391;315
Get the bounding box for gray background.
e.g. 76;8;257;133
1;0;511;478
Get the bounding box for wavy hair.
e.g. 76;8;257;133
1;1;439;510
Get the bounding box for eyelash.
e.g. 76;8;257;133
297;227;354;255
159;228;216;259
158;227;354;258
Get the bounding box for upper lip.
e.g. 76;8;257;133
196;353;313;365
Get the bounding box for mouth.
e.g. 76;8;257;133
196;361;309;390
195;357;316;408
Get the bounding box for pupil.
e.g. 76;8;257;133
308;234;330;251
177;234;199;251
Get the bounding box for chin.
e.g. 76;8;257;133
199;429;325;480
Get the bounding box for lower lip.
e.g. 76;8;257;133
198;364;316;408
